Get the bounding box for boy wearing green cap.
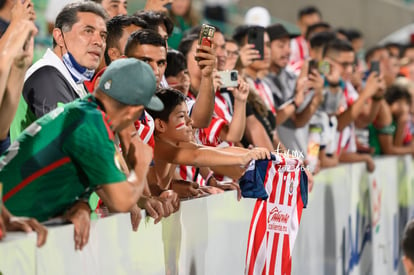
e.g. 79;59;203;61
0;58;162;250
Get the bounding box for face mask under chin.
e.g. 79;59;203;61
62;51;95;84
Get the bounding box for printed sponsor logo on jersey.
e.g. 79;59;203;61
267;206;291;233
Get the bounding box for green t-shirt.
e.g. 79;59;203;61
368;122;396;155
0;95;127;222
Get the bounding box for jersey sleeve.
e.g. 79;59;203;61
195;116;228;147
23;66;78;118
63;112;127;188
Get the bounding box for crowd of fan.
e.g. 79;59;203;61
0;0;414;271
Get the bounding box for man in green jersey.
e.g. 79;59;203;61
0;58;163;249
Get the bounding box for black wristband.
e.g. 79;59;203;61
327;81;340;87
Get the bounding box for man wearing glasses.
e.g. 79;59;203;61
322;39;385;171
265;23;324;159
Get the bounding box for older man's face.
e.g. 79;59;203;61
58;12;107;70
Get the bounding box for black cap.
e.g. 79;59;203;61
266;24;297;41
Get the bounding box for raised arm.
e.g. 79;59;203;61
161;142;270;167
337;73;382;131
0;1;37;139
219;80;249;142
190;45;216;128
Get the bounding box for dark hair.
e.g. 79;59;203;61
0;0;6;10
385;42;402;57
134;10;174;36
165;49;187;77
146;88;186;122
346;29;363;41
124;29;166;57
385;85;412;106
309;31;337;50
364;45;385;63
305;22;331;41
185;24;222;36
298;6;321;20
53;2;108;48
232;25;249;46
401;44;414;59
322;38;354;58
177;33;198;59
232;25;261;46
105;15;149;65
225;37;237;44
89;0;103;3
402;220;414;262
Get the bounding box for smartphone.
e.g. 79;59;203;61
308;60;318;75
318;60;331;75
247;26;264;60
370;61;380;75
218;70;238;88
195;24;215;61
198;24;215;48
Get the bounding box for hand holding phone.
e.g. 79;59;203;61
218;70;238;88
370;61;380;75
195;24;215;61
308;60;318;75
247;26;264;60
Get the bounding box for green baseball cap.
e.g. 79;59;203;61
98;58;163;111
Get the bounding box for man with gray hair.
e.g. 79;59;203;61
10;2;108;140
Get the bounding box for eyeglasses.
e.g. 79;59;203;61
226;50;239;57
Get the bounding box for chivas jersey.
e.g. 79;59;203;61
245;155;308;275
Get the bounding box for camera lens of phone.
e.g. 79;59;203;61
231;72;238;81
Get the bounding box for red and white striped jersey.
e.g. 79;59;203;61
194;89;235;148
288;36;309;76
214;90;233;123
179;90;232;185
177;165;205;186
245;155;307;275
194;116;230;147
134;111;155;149
336;82;359;154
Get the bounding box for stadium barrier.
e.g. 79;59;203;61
1;155;414;275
